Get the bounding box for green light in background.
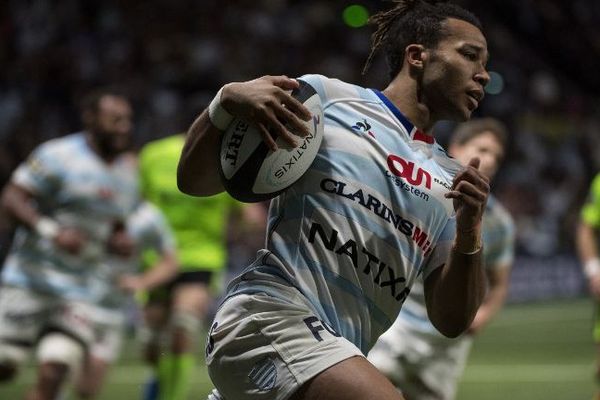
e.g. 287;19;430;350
343;5;369;28
485;71;504;95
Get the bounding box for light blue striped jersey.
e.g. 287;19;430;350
1;133;139;301
396;194;515;337
226;74;463;353
91;201;176;311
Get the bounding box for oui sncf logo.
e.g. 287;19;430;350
387;155;432;189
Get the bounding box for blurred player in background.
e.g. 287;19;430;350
0;89;138;400
368;118;515;400
178;1;491;399
138;133;266;400
75;200;179;400
576;172;600;400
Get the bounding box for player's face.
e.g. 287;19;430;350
91;95;133;156
421;18;490;121
449;131;504;180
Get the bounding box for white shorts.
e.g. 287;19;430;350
205;283;363;400
87;306;126;363
0;285;95;356
367;320;473;400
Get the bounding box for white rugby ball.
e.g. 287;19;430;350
218;80;324;202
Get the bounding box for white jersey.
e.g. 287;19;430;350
91;201;176;314
1;133;138;301
225;75;463;353
396;194;515;338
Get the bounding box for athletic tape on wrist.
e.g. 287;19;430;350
208;87;234;131
584;258;600;278
35;217;59;240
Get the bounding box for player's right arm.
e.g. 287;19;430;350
577;219;600;299
577;221;599;268
1;183;85;254
576;175;600;298
118;249;178;293
1;183;42;233
177;75;311;197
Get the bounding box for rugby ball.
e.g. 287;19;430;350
218;80;324;202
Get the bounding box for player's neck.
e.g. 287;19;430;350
382;76;435;134
85;132;119;163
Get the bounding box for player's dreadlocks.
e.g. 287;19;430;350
362;0;482;80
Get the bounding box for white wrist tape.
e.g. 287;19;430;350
584;258;600;278
208;87;234;131
35;217;59;240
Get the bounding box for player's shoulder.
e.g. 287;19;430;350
35;132;85;155
297;74;372;106
432;145;464;178
487;195;515;231
131;201;168;227
24;134;88;171
132;200;152;217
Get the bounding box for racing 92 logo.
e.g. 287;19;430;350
387;155;432;189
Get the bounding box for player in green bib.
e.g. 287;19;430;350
577;174;600;400
139;134;265;400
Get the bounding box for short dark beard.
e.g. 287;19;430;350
88;130;130;162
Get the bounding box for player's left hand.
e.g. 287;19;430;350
118;274;144;292
445;157;490;233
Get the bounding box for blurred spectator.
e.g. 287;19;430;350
575;172;600;398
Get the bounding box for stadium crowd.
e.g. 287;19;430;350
0;0;598;295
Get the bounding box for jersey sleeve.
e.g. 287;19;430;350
297;74;330;107
136;203;177;255
484;214;515;270
12;142;62;197
297;74;363;110
581;174;600;228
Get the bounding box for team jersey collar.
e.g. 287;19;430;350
372;89;435;145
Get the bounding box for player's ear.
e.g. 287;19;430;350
405;44;426;70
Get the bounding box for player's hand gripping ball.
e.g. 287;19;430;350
218;80;324;202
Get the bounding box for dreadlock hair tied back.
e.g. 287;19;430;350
362;0;482;80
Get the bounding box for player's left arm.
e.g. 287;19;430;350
118;206;179;292
576;220;600;299
118;249;178;293
425;158;489;338
467;264;511;335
